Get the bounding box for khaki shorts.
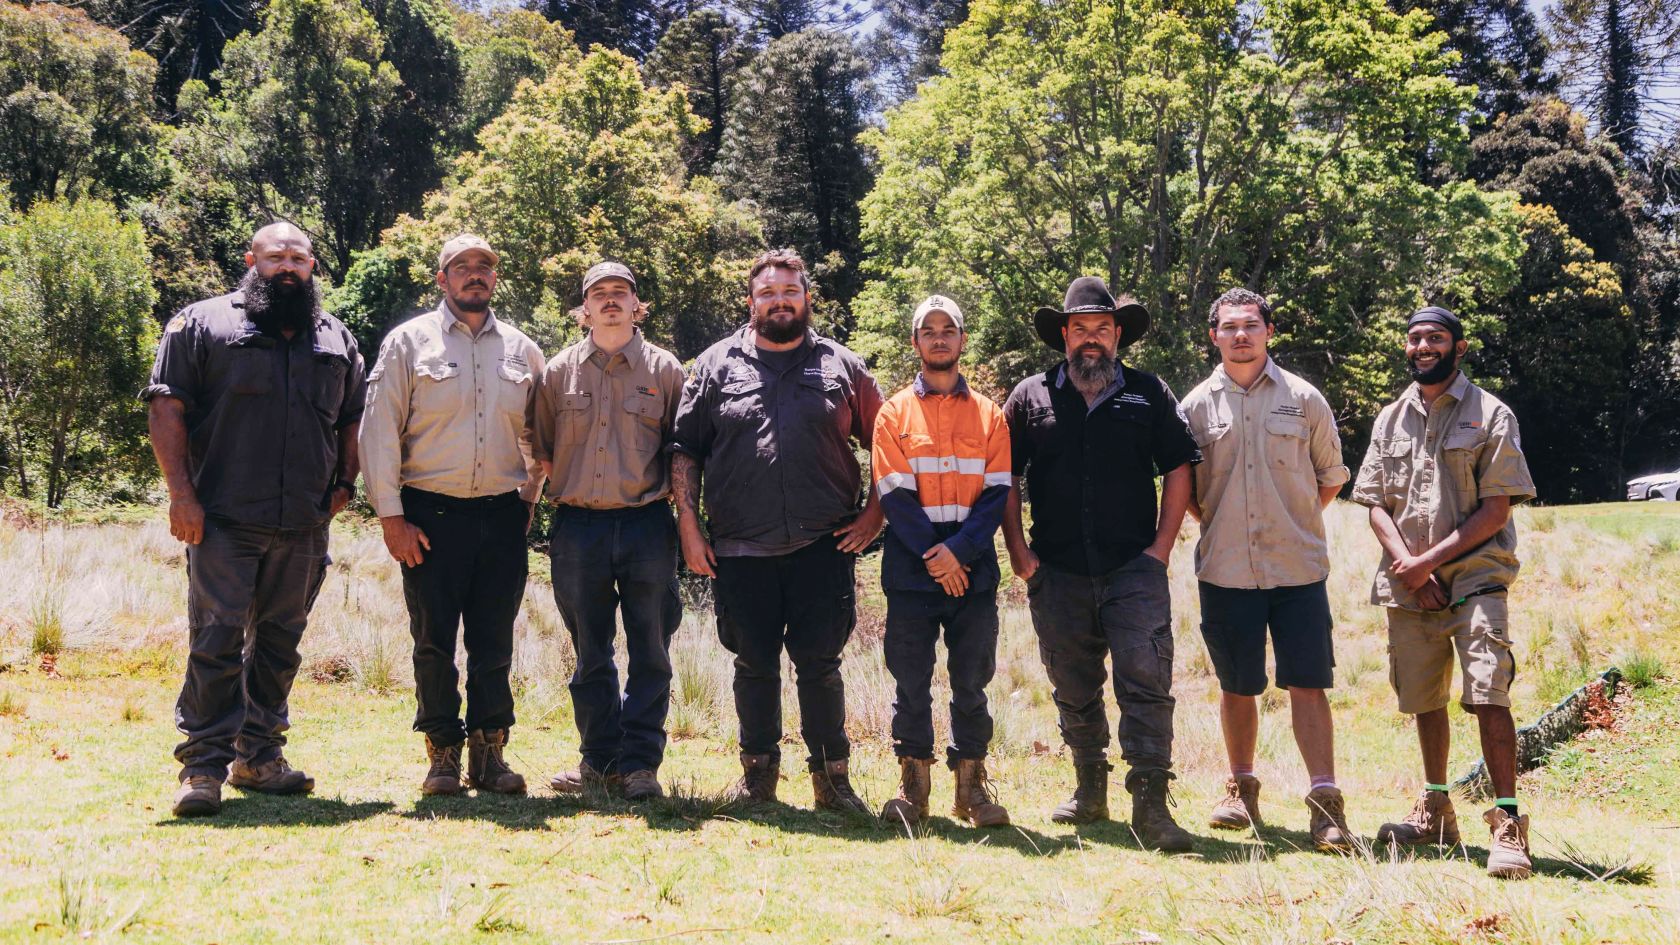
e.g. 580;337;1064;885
1385;595;1515;714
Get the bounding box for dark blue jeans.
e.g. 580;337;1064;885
177;518;328;779
549;503;682;774
884;589;999;766
1026;554;1176;771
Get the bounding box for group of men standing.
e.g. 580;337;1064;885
144;224;1538;880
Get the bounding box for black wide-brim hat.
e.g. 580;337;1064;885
1032;275;1150;351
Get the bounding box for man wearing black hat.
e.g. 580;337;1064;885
1352;306;1538;879
1001;276;1201;851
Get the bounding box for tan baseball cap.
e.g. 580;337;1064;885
912;294;965;333
582;260;637;296
438;234;499;272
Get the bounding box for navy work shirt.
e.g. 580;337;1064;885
670;326;884;557
141;291;367;530
1004;362;1200;576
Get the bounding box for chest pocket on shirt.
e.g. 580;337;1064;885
497;361;532;418
1263;415;1311;476
228;349;272;396
311;352;349;422
1195;422;1235;478
1441;429;1485;497
1375;435;1413;493
557;392;592;445
797;370;847;425
413;358;460;417
718;376;764;424
623;395;663;453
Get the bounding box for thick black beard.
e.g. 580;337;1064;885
241;268;322;335
1407;350;1459;385
1068;349;1117;395
754;304;809;344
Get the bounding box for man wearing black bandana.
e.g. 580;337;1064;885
1352;305;1539;879
143;222;366;817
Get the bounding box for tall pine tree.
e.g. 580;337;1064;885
645;7;751;174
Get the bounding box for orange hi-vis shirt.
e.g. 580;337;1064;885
871;373;1011;593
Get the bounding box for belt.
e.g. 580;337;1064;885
1449;585;1507;611
400;487;522;511
554;501;670;517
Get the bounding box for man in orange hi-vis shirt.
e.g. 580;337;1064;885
871;295;1012;830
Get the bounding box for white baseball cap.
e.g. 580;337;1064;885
911;295;965;333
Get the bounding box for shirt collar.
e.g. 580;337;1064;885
1209;356;1281;393
439;300;499;338
1053;361;1127;403
583;328;646;370
913;372;970;398
733;324;818;362
1403;369;1471;415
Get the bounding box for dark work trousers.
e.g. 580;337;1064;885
176;517;328;780
1026;553;1176;771
548;502;682;775
884;589;1000;766
399;488;528;747
712;536;857;771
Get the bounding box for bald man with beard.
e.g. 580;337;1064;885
144;222;367;817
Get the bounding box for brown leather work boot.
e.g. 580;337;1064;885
549;760;620;796
1051;759;1111;824
811;759;869;814
1306;786;1352;851
1208;775;1262;830
880;756;933;827
952;758;1010;827
228;755;315;795
466;729;526;795
724;754;778;804
172;775;222;817
1483;807;1533;880
1377;790;1460;847
422;735;464;796
621;769;664;801
1127;768;1196;853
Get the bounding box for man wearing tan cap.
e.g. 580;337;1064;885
360;234;546;797
529;261;685;801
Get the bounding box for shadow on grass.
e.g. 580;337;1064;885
157;795;394;828
399;792;558;831
1070;818;1257;860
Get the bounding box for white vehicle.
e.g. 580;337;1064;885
1627;468;1680;501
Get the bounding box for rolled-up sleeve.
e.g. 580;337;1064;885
140;312;204;409
1307;390;1348;489
850;364;885;448
516;336;547;505
1477;406;1536;505
669;363;714;459
1151;379;1202;474
1004;385;1033;477
358;336;413;518
336;333;368;429
1350;436;1387;508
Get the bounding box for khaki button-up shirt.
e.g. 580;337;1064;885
530;330;685;509
359;303;546;518
1181;359;1348;589
1351;372;1536;609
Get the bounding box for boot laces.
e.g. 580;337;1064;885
1404;795;1434;828
1491;814;1523;849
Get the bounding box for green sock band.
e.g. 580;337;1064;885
1495;797;1518;807
1425;783;1450;793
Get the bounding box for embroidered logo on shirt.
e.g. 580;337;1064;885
1117;393;1150;406
1271;404;1305;418
1457;420;1482;430
636;385;658;397
499;353;528;369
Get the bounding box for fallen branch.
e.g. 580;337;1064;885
1453;667;1623;798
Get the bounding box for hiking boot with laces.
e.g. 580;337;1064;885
549;760;620;796
1484;807;1532;880
466;729;526;795
228;755;315;795
172;775;222;817
621;769;664;801
1051;759;1111;824
812;759;870;815
881;756;933;827
1377;790;1460;847
952;758;1010;827
422;735;464;796
724;754;779;804
1306;786;1352;851
1127;768;1196;853
1208;775;1262;830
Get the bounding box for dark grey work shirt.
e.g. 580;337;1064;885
670;326;884;556
141;291;367;530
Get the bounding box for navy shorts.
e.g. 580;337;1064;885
1198;580;1335;695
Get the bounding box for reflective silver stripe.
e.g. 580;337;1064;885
907;455;987;475
923;504;971;523
878;471;918;495
983;471;1011;487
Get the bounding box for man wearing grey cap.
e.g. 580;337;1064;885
360;234;546;797
1352;305;1538;879
529;261;685;801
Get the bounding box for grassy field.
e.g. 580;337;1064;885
0;501;1677;943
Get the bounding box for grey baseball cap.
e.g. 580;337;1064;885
437;234;498;272
582;261;637;296
912;294;965;333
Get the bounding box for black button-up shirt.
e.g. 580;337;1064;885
141;291;367;530
1004;362;1200;576
670;326;883;556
